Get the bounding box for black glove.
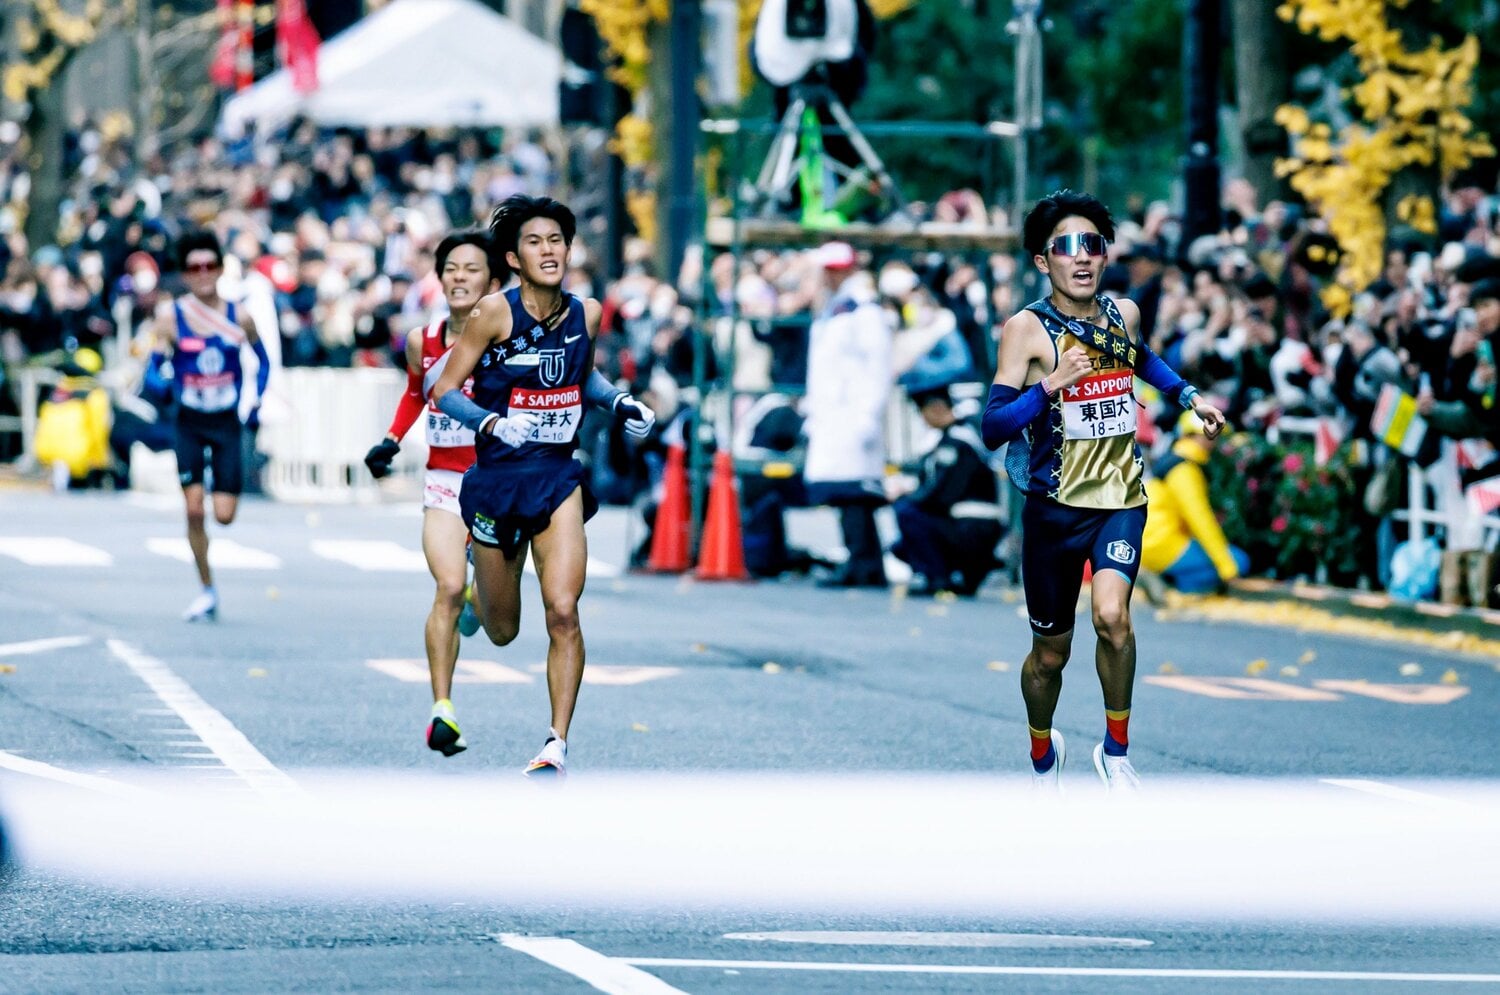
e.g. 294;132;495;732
364;438;400;479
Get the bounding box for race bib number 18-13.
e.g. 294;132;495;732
508;385;582;444
1062;371;1135;440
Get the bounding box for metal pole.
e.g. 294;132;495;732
1183;0;1222;243
667;0;701;285
1009;1;1043;227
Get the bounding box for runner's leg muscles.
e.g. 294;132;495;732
473;541;526;646
1021;630;1074;732
423;508;470;701
528;488;588;741
183;484;212;588
1091;569;1136;712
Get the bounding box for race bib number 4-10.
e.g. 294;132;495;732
508;385;582;445
1062;371;1136;440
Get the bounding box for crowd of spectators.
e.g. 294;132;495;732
2;114;1497;604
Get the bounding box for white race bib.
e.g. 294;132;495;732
426;407;476;449
1061;371;1135;440
181;373;237;413
508;385;582;445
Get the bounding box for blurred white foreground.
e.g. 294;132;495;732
2;772;1496;921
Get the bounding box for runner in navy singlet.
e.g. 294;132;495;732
152;230;272;622
431;195;655;777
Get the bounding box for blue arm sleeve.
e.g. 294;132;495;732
981;383;1050;450
251;337;271;399
1135;339;1198;409
583;369;625;412
437;389;495;433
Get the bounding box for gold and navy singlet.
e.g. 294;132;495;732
1018;296;1147;510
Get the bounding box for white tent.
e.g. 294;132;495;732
220;0;559;133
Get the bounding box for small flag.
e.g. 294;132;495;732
1314;417;1346;468
1370;383;1427;458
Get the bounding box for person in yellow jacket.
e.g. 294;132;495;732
1140;411;1250;593
34;348;112;491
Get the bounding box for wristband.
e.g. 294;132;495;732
1179;385;1201;411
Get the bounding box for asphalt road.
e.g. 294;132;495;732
1;488;1497;994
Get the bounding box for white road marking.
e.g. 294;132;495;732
723;931;1153;949
0;750;144;797
498;935;687;994
146;537;282;570
366;659;534;684
618;959;1500;983
311;539;427;572
106;639;297;797
0;635;91;656
526;663;681;686
0;537;112;567
458;660;534;684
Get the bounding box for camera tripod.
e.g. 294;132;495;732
752;69;908;223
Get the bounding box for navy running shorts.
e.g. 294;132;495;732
1020;496;1147;637
459;458;598;557
175;411;245;495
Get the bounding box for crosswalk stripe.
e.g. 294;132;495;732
311;540;427;572
0;635;91;656
366;658;535;684
146;537;282;570
527;664;682;686
0;537;113;567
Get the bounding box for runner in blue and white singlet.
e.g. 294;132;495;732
153;230;272;623
431;195;656;779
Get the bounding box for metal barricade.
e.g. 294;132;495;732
259;367;426;503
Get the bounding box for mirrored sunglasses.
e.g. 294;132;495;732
1047;232;1109;258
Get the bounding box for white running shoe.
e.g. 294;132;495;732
182;589;218;622
1093;743;1141;792
524;731;567;779
1029;730;1066;792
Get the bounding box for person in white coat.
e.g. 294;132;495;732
801;241;892;587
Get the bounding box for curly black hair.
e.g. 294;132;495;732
1022;189;1116;258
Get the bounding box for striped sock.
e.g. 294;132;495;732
1104;708;1130;757
1029;725;1055;773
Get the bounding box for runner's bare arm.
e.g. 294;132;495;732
432;291;535;439
1116;293;1226;436
433;291;510;401
153;299;178;351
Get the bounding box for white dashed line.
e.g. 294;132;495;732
619;959;1500;983
499;935;687;994
106;639;297;798
0;635;92;656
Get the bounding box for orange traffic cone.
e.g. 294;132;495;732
646;443;691;573
696;449;749;581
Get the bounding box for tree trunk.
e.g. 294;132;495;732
1229;0;1289;205
23;68;70;250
